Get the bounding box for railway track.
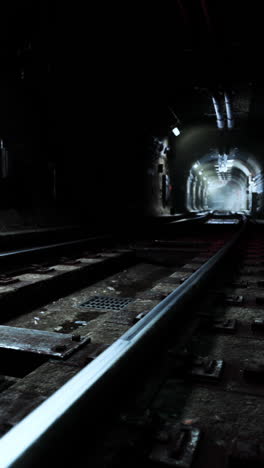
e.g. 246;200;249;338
0;214;261;467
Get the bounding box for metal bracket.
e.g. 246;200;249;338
224;295;244;305
149;423;201;467
187;357;224;382
211;319;237;334
200;317;237;334
133;312;148;323
169;350;224;383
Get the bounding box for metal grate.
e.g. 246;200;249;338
79;295;134;311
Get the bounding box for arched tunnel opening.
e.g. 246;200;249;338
144;127;264;219
144;85;264;220
186;151;263;213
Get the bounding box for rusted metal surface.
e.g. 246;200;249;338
0;326;90;358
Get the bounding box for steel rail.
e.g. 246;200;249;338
0;223;245;467
0;235;110;260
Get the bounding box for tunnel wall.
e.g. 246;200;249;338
2;4;264;227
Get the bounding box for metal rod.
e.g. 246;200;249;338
224;92;234;129
212;95;225;129
0;235;110;260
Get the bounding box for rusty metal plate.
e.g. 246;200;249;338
0;326;90;358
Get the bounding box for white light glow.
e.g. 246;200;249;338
172;127;180;136
216;155;233;174
187;151;262;214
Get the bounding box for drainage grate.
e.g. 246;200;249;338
79;295;134;311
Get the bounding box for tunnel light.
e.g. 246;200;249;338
193;163;198;169
172;127;180;136
199;171;203;175
217;155;233;174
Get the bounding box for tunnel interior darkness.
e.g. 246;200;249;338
2;4;264;228
186;150;264;213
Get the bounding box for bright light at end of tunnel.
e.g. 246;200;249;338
172;127;180;136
